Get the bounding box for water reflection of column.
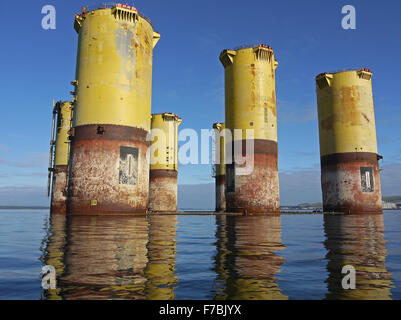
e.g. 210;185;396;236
324;214;392;300
41;214;67;300
60;216;149;299
144;215;178;300
214;215;287;300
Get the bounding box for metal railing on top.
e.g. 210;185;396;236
233;43;273;51
322;68;371;75
80;2;154;28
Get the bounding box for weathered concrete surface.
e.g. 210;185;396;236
67;124;149;215
50;165;68;214
226;140;280;214
148;170;178;212
321;152;382;213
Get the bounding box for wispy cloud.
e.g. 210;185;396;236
0;172;47;179
0;144;11;151
0;185;45;193
0;159;40;168
6;133;26;139
0;159;43;168
0;152;48;168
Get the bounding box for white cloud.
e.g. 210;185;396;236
0;152;48;169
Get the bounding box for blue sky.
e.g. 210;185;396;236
0;0;400;207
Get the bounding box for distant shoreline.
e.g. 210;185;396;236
0;205;399;211
0;206;50;210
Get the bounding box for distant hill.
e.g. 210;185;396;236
0;206;49;210
296;196;401;207
297;202;322;207
383;196;401;204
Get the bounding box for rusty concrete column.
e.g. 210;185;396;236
219;45;280;214
148;113;182;212
50;101;73;214
67;5;160;215
316;69;382;213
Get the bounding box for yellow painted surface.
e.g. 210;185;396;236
144;215;177;300
213;122;225;176
316;70;378;156
73;7;159;130
54;101;73;166
220;46;278;141
144;259;177;300
150;113;182;170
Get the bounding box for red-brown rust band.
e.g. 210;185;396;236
149;169;178;179
230;139;278;156
50;201;67;214
53;165;68;174
321;152;379;166
72;124;149;144
323;204;382;214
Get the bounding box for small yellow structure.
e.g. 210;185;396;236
50;101;73;214
149;113;182;212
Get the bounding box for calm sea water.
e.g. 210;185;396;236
0;209;400;300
